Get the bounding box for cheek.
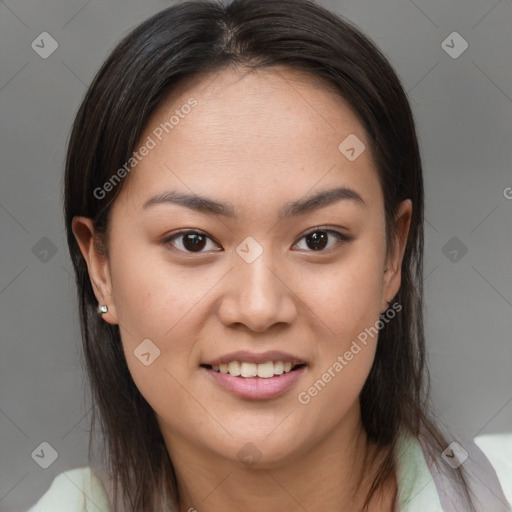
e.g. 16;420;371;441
111;262;197;423
108;238;197;340
297;282;381;434
296;344;376;444
106;244;201;396
296;239;384;413
302;245;384;340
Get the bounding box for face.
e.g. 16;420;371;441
74;66;411;471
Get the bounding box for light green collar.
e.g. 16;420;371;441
395;432;444;511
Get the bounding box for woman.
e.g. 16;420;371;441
27;0;512;511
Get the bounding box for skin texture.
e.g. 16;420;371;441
73;65;412;511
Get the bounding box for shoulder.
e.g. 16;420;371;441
25;466;112;512
474;431;512;507
395;430;512;511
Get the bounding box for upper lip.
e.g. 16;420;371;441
202;350;307;366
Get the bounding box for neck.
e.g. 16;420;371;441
160;403;397;512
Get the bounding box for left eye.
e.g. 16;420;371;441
293;228;350;252
163;228;350;254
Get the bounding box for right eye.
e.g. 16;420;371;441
162;230;223;254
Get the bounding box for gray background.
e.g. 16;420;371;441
1;0;511;510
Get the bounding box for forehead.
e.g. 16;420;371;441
112;65;382;219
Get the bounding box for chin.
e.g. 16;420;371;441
213;432;307;470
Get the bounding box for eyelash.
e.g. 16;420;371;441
162;227;351;255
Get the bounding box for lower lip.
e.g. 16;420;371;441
203;366;307;400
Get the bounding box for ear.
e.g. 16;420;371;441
71;216;118;324
381;199;412;313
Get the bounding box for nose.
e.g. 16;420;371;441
217;249;298;332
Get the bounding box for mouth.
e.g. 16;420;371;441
199;360;308;400
200;361;308;379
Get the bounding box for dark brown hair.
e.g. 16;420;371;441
64;0;477;510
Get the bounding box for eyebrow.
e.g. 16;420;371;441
142;186;367;219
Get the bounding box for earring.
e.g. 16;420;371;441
98;304;108;314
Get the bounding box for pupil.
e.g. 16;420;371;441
183;233;206;252
307;231;327;251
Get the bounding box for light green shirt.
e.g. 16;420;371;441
26;432;512;512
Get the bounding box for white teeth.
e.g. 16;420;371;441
240;362;258;377
209;360;301;378
227;361;241;376
274;361;284;375
257;361;275;378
